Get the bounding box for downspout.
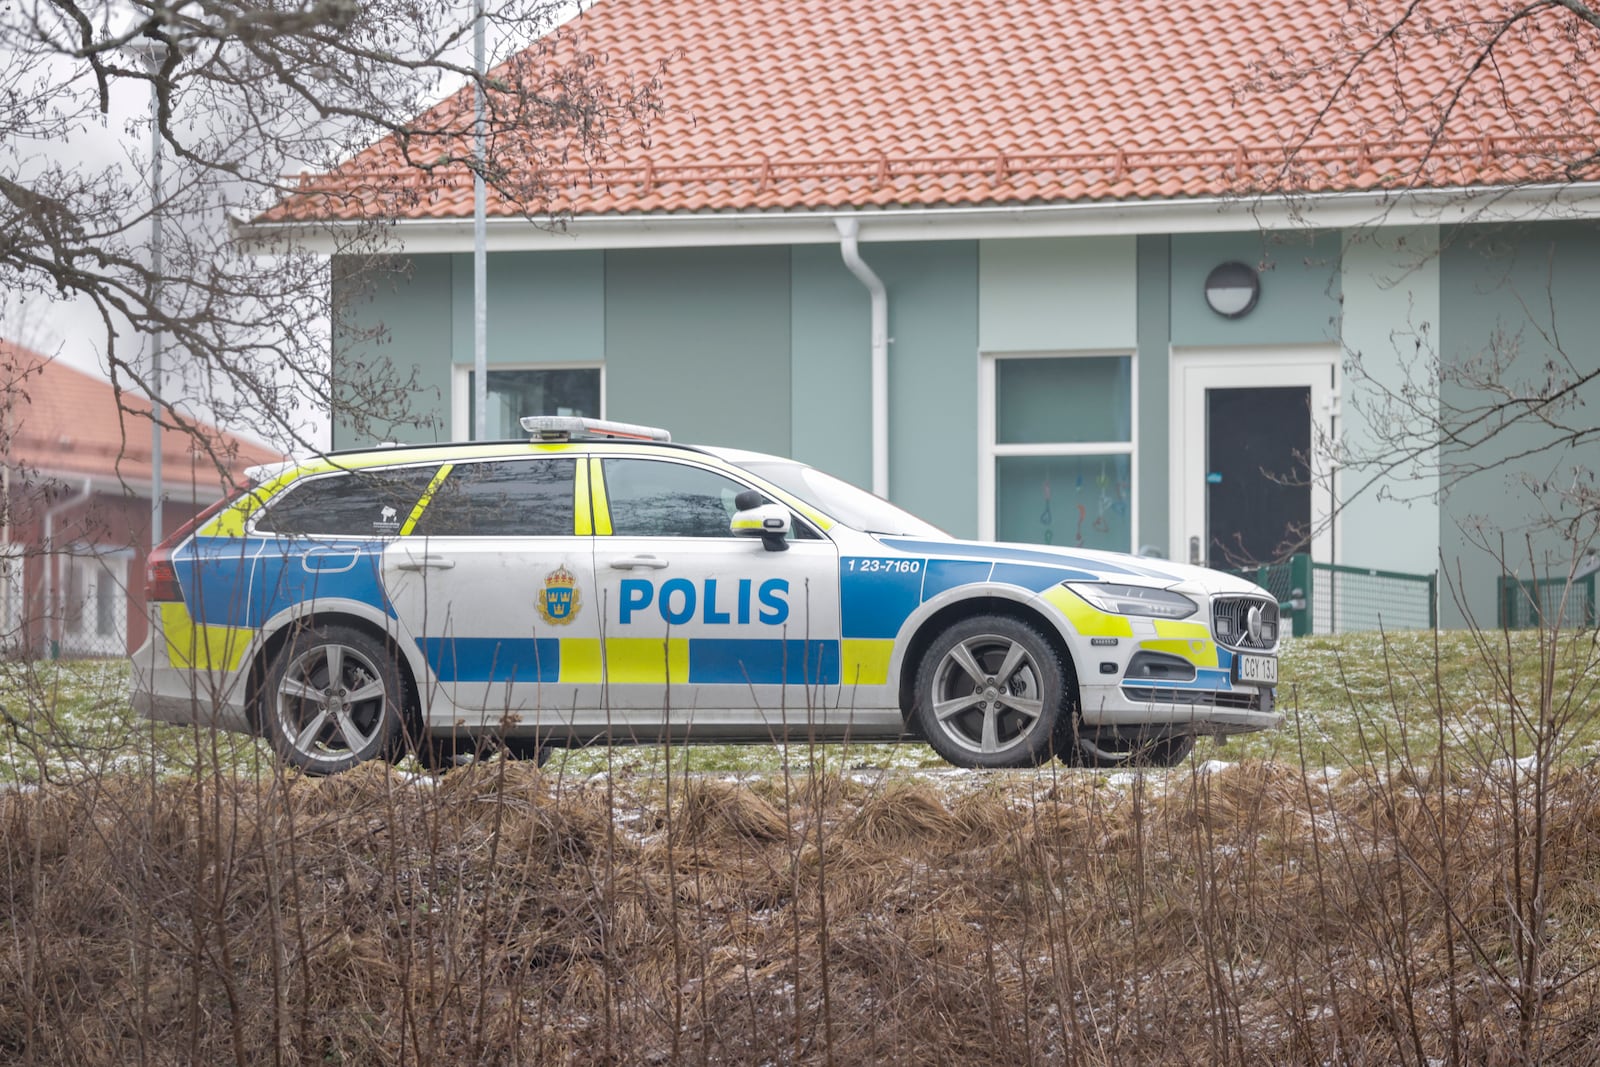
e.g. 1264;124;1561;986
835;219;889;498
41;478;93;659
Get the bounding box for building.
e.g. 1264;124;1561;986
243;0;1600;629
1;341;280;657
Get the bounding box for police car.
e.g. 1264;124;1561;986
130;416;1282;773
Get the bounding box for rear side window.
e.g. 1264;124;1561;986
254;466;439;537
410;458;577;537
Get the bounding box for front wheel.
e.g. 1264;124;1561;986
261;624;407;776
912;616;1070;768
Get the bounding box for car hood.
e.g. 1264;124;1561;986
872;536;1272;598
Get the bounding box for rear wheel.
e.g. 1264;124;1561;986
912;615;1069;768
261;624;406;775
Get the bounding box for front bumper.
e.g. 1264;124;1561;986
1079;679;1281;736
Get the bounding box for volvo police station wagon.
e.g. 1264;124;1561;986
131;417;1282;773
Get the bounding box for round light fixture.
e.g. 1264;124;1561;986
1204;261;1261;318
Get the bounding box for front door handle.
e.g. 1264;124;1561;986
396;554;456;571
609;555;670;571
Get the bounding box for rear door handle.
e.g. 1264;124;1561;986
396;554;456;571
609;555;669;571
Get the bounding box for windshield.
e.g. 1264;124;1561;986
733;459;947;538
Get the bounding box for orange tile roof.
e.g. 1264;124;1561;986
2;340;281;493
268;0;1600;222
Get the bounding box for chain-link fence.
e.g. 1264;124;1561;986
1233;555;1437;636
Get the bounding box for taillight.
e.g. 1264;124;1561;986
146;550;184;603
144;483;254;604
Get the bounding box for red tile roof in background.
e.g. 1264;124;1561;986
1;340;282;493
269;0;1600;223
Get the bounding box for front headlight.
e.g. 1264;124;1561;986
1064;581;1197;619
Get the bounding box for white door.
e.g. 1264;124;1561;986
590;455;841;730
1170;349;1338;568
381;455;601;727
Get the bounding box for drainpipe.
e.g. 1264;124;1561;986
41;478;93;659
835;219;889;498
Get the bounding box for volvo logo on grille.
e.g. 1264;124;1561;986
1246;604;1264;644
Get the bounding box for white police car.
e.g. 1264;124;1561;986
131;417;1281;773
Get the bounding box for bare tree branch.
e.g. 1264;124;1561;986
1;0;666;480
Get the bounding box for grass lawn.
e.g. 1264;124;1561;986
3;626;1597;786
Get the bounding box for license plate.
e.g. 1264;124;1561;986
1235;653;1277;686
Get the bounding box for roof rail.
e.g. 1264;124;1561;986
520;415;672;443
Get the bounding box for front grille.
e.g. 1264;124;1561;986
1123;685;1269;712
1212;595;1279;650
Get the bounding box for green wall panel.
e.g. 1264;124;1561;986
1438;221;1600;628
1171;231;1342;346
978;236;1137;352
603;247;792;455
1136;235;1172;558
875;241;980;538
330;255;453;448
448;250;605;365
790;245;873;490
792;241;979;537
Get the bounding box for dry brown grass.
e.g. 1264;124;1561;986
5;754;1600;1065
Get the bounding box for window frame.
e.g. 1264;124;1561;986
450;361;606;441
977;349;1139;549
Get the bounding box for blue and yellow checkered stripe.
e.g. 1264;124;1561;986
419;636;843;686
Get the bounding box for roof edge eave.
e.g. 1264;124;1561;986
232;182;1600;255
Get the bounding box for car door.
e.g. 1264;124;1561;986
381;454;601;731
590;455;842;733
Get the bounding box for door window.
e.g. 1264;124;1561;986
1205;386;1310;566
602;459;750;538
411;458;578;537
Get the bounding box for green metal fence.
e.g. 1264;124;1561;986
1234;557;1600;634
1497;574;1597;630
1234;555;1437;637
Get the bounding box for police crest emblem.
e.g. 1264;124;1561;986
538;565;580;625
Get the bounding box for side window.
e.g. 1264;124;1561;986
411;457;577;537
254;466;439;536
602;458;751;538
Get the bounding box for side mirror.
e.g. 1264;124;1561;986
731;501;791;552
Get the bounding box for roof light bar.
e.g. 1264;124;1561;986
521;415;672;443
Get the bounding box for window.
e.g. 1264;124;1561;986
57;549;128;658
603;459;751;539
982;354;1135;551
255;466;440;537
456;365;603;440
411;458;577;537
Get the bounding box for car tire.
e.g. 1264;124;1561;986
912;615;1069;768
1069;731;1196;769
261;624;407;776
